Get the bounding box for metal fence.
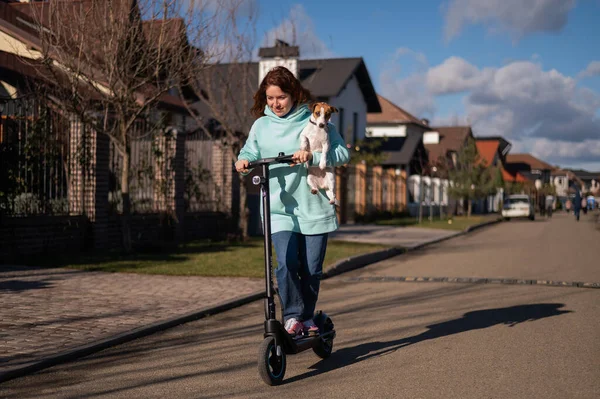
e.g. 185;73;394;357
108;120;157;214
1;96;232;218
184;129;229;213
0;96;73;216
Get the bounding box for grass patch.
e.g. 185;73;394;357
375;215;500;231
26;238;390;278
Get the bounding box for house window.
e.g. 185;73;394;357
352;112;358;145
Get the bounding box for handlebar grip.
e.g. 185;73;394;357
276;154;294;163
246;153;295;168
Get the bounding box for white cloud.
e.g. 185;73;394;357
379;48;436;118
578;61;600;79
260;4;334;59
512;138;600;169
378;49;600;169
427;56;494;95
442;0;577;42
463;61;600;142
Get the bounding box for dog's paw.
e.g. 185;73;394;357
330;198;338;206
319;163;326;170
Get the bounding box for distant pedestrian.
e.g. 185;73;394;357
573;189;582;221
581;198;588;215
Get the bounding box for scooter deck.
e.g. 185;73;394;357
286;330;336;354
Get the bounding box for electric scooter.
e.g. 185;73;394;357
248;152;336;386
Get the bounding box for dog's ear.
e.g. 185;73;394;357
330;106;339;113
311;102;320;113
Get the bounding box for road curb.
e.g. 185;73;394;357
0;217;502;383
324;217;502;277
0;291;264;383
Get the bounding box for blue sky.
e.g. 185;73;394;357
251;0;600;171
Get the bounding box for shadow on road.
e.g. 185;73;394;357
0;279;52;292
286;303;571;384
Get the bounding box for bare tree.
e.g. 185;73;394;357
179;0;260;240
26;0;200;251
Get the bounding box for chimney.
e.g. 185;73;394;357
421;118;429;126
258;39;299;86
423;131;440;144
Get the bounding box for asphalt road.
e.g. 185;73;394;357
1;212;598;398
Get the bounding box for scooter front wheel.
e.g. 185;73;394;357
258;336;286;386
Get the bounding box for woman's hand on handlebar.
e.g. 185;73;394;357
290;150;312;167
235;159;249;173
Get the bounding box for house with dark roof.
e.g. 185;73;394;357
365;94;429;170
191;39;381;158
504;153;554;186
219;39;381;146
0;0;192;125
365;94;430;208
423;126;474;169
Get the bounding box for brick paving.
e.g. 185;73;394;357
0;267;263;374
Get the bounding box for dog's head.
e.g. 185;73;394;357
310;102;339;129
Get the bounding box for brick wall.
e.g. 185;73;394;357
184;212;231;241
0;215;88;261
335;164;407;222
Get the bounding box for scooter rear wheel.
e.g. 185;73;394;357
258;336;286;385
313;317;334;359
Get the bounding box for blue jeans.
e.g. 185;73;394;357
272;231;328;322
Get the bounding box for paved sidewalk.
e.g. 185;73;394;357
330;225;457;248
0;219;497;382
0;268;263;380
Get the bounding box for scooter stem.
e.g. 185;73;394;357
259;164;277;321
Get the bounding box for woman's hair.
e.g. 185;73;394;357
250;66;314;119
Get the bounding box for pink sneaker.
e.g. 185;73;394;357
284;318;303;337
302;319;319;335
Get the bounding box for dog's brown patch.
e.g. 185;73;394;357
311;102;339;121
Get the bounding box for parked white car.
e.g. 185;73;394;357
502;194;535;221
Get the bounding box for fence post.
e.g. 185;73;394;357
153;129;186;241
335;166;347;224
344;165;356;223
356;163;367;216
211;142;233;214
397;169;407;212
372;166;382;212
68;117;109;249
386;168;395;212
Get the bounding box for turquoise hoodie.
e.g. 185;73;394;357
238;104;350;235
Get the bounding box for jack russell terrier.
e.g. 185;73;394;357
299;102;339;205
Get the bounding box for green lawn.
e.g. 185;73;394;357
375;215;501;231
27;238;390;278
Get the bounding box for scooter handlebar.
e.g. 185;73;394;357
247;152;295;168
